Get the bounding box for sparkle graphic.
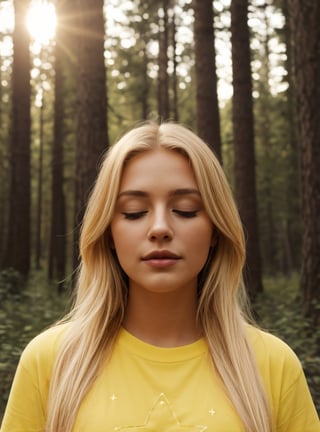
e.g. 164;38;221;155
114;393;207;431
208;409;216;416
110;394;118;401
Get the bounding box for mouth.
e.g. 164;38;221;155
142;250;181;261
141;250;181;268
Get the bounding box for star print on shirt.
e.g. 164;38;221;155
114;393;207;431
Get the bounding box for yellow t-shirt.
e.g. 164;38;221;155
1;324;319;432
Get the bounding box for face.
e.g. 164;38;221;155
110;148;213;297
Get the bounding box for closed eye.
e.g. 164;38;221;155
122;211;147;220
173;209;198;218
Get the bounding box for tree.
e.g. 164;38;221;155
158;0;170;120
48;0;68;287
289;0;320;322
35;86;45;270
254;5;276;272
73;0;109;268
281;0;301;273
0;33;11;266
230;0;263;299
4;0;31;275
192;0;222;161
170;7;179;121
109;0;156;123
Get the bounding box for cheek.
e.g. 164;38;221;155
110;220;142;265
110;233;132;274
110;223;126;256
188;224;213;260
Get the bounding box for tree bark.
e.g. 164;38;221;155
73;0;109;270
35;96;45;270
192;0;222;161
170;9;179;122
0;57;9;266
48;0;67;288
158;0;170;120
4;0;31;275
289;0;320;322
231;0;263;299
256;7;276;273
282;0;301;274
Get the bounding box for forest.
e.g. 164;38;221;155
0;0;319;419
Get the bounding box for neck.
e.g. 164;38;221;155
123;288;201;347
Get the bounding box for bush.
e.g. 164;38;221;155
0;269;69;421
255;274;320;415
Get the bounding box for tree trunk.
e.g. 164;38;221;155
282;0;301;273
289;0;320;322
170;9;179;121
4;0;31;275
256;7;276;273
35;96;45;270
73;0;109;270
158;0;170;120
141;45;149;120
0;60;7;266
231;0;263;299
48;0;67;288
192;0;222;161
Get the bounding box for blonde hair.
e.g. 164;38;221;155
46;122;271;432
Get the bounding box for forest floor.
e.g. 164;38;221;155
0;269;319;421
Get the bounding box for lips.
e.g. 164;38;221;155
141;250;181;268
142;250;181;261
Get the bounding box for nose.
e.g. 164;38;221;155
147;208;173;241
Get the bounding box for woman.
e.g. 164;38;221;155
1;122;319;432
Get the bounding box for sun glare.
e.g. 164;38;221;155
26;1;56;45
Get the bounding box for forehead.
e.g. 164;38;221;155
119;148;198;191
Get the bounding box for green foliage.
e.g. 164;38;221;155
255;274;320;415
0;269;69;421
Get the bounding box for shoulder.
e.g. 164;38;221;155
19;323;69;372
246;328;320;430
246;325;304;386
247;325;301;365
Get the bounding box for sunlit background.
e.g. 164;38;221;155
26;0;56;45
0;0;287;104
0;0;56;45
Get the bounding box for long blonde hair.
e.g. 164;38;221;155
46;122;271;432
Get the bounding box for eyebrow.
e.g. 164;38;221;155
118;188;200;198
